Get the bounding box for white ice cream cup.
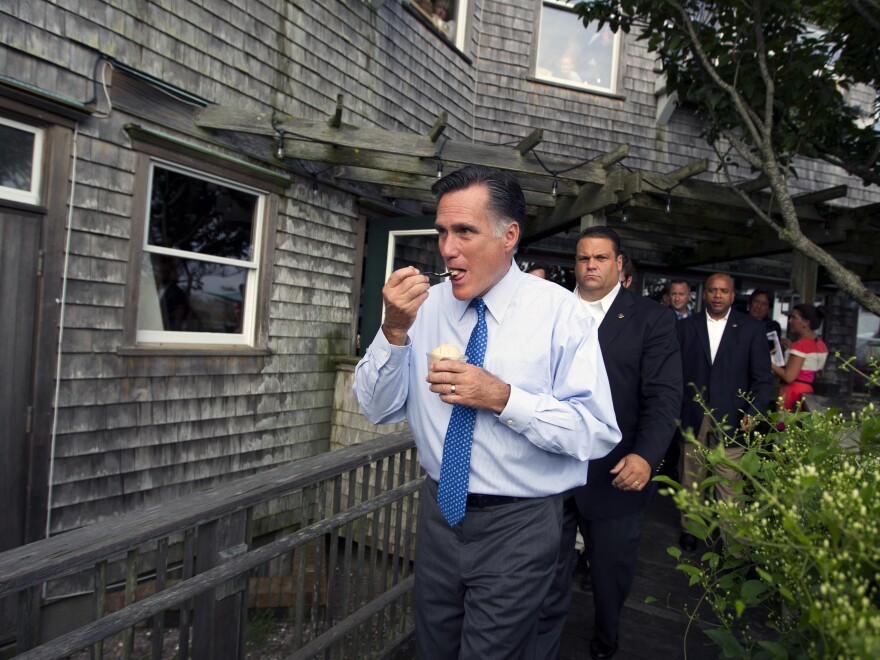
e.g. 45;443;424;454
426;353;468;370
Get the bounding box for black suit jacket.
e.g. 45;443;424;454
575;288;683;520
677;309;773;438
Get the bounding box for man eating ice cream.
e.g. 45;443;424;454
354;165;619;659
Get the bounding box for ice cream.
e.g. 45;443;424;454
426;343;466;369
432;343;461;359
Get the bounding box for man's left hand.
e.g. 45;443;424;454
427;360;511;414
610;454;651;491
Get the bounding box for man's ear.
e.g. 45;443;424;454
504;221;520;251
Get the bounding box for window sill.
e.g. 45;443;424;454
117;345;272;357
527;76;626;101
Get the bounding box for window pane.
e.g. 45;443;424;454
391;232;443;276
148;166;257;261
0;124;35;192
537;4;616;90
138;254;247;333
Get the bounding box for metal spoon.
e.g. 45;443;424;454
422;269;460;278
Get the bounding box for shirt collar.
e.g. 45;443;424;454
574;282;620;312
706;308;732;323
451;260;522;324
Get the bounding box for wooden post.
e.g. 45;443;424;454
192;511;248;660
16;586;40;653
791;251;818;304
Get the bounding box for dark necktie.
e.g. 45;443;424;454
437;298;488;527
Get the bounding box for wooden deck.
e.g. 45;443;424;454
559;493;718;660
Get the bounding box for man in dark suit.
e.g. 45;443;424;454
537;226;682;660
676;273;773;551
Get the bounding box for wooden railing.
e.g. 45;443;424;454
0;431;421;659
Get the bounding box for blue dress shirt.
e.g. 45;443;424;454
354;261;621;497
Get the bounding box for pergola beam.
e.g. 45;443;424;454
523;169;628;242
428;112;448;142
328;94;343;128
735;175;770;192
598;144;629;169
792;185;848;206
193;104;874;279
515;129;543;155
666;158;708;183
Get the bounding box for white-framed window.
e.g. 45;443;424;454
0;116;45;205
535;0;621;94
382;228;441;325
135;160;266;346
409;0;469;48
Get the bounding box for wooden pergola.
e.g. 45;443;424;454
194;97;880;294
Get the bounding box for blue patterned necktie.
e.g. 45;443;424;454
437;298;488;527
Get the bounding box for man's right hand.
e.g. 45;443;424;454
381;267;430;346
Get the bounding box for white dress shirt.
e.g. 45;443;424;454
577;282;621;325
354;261;621;497
707;309;731;363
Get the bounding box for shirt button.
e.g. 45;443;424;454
507;419;514;426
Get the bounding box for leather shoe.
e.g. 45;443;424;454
679;532;697;552
590;637;618;659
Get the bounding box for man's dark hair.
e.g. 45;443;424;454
432;165;525;232
620;250;635;279
526;261;550;274
577;225;621;256
669;278;690;290
749;288;772;303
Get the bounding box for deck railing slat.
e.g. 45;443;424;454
0;431;416;597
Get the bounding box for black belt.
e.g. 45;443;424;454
465;493;528;508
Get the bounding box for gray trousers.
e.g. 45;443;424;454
414;478;565;660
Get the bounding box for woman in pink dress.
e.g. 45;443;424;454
772;304;828;411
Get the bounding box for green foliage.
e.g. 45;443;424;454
660;371;880;657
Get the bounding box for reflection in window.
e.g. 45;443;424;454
136;162;264;345
535;1;619;93
0;117;44;205
410;0;465;45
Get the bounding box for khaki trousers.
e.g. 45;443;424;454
679;415;746;529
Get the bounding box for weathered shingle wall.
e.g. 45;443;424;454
2;0;480;535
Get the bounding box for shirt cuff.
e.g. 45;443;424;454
498;384;533;433
370;329;412;366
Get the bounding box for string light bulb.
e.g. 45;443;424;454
312;177;319;196
436;162;444;179
551;178;558;197
746;215;755;228
275;135;284;159
622;207;630;224
665;194;672;213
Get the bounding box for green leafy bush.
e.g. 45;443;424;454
661;367;880;658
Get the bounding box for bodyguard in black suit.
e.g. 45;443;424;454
676;273;773;550
537;227;682;660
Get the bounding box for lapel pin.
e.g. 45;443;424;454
732;323;738;328
618;313;625;319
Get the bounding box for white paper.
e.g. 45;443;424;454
768;331;785;367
